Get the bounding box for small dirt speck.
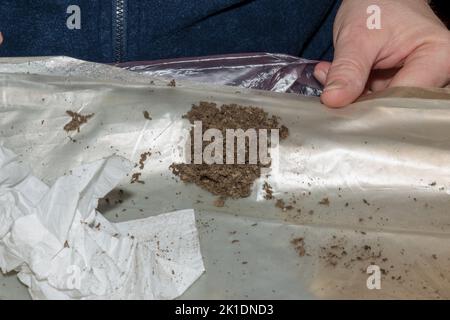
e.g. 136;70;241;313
143;110;152;120
64;110;94;132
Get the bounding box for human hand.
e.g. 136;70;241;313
314;0;450;108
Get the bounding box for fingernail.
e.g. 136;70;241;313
314;69;327;84
325;80;346;92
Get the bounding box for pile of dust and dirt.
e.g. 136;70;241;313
170;101;288;199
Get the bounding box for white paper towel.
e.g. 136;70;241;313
0;145;204;299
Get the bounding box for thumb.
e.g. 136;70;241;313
321;34;378;107
0;32;3;45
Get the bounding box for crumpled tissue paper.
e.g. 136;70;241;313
0;145;204;299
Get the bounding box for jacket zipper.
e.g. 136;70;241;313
114;0;126;62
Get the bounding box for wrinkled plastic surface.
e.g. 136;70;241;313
118;53;323;97
1;57;450;299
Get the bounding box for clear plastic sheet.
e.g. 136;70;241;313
0;57;450;299
117;53;323;97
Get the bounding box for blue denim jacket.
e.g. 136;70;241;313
0;0;340;63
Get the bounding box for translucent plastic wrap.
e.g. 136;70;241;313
0;57;450;300
118;53;323;97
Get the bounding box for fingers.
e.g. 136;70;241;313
314;61;331;85
0;32;3;45
389;42;450;88
320;31;379;108
316;62;399;93
367;68;399;92
317;46;449;95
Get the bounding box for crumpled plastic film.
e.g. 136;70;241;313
117;53;323;96
0;56;450;299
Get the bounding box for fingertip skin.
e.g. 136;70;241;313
315;61;331;72
320;87;354;108
314;62;331;85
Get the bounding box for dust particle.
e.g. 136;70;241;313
130;172;145;184
213;196;226;207
291;237;306;257
275;199;285;210
138;151;152;170
143;110;152;120
64;110;94;132
319;197;330;206
263;181;274;200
